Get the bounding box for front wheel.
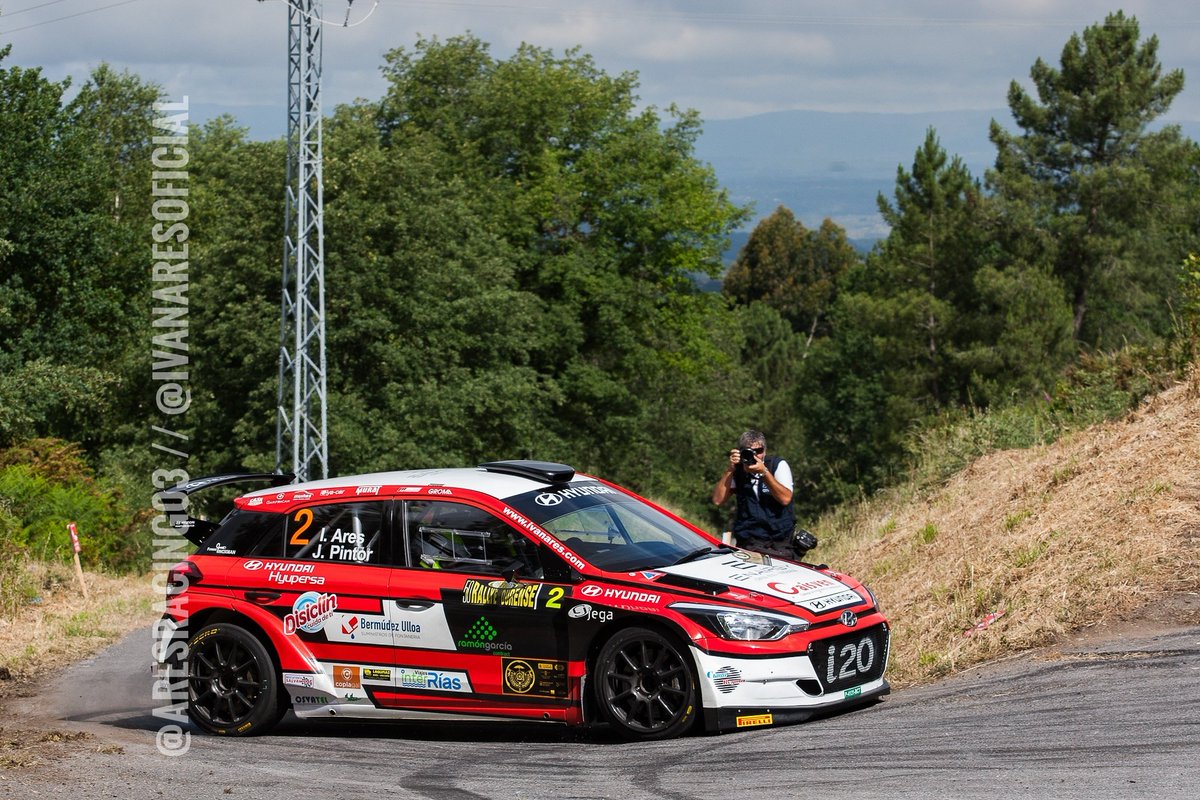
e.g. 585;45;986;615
186;623;282;736
593;626;698;740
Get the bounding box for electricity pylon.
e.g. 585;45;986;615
275;0;328;482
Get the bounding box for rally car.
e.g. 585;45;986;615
155;460;889;740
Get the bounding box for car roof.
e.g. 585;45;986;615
240;466;593;503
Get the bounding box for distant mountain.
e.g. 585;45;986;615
695;108;1200;242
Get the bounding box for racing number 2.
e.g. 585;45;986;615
289;508;314;546
825;636;875;685
546;587;564;609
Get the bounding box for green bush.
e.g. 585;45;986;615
905;344;1179;489
0;439;147;572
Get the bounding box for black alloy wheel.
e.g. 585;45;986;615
594;626;698;740
187;623;282;736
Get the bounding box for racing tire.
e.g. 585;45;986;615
186;623;283;736
593;626;698;741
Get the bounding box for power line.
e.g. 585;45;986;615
2;0;75;19
258;0;380;28
0;0;144;34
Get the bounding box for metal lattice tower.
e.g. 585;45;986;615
275;0;328;482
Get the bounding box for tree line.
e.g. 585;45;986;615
1;11;1198;544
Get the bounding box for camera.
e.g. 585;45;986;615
738;448;757;467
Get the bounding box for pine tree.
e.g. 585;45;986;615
988;10;1195;347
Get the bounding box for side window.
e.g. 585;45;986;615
198;510;284;557
404;501;543;578
284;502;384;565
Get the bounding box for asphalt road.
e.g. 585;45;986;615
5;624;1200;800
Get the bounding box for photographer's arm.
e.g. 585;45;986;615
761;466;794;505
712;450;738;505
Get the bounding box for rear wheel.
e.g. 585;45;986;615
186;623;282;736
593;626;698;740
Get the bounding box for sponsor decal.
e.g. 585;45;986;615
292;695;331;705
243;560;314;573
319;489;346;497
503;659;536;693
567;603;614;623
501;657;568;698
844;686;863;700
333;665;361;689
457;616;512;654
356;485;381;496
270;571;325;586
550;485;617;500
244;559;326;585
767;578;839;595
707;666;744;694
736;713;773;728
246;496;263;507
283;592;338;635
638;571;663;580
578;585;660;604
803;591;862;613
535;493;562;507
362;667;391;681
293;491;313;500
500;506;587;571
342;693;366;703
427;488;453;496
397;667;472;693
282;673;315;688
462;579;542;609
329;611;426;644
207;543;235;555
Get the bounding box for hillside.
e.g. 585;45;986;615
820;373;1200;687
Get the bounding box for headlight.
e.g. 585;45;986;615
671;603;810;641
863;584;881;613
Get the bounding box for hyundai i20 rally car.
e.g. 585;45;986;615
155;460;889;740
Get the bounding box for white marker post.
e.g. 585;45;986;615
67;522;89;600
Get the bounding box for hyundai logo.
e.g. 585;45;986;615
535;493;563;506
243;560;264;571
840;610;859;628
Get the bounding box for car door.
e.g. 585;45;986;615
231;499;392;709
381;498;574;713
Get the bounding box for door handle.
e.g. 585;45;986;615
245;590;281;604
393;598;434;610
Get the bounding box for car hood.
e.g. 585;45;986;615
653;552;865;615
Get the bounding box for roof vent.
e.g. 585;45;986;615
478;460;575;485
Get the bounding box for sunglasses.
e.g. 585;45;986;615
748;446;764;454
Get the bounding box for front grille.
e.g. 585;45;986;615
807;623;889;694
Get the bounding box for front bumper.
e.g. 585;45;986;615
691;622;891;732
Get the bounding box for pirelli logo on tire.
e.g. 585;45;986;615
735;713;773;728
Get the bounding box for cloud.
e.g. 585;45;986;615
2;0;1197;134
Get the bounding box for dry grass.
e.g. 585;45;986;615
0;561;157;694
817;376;1200;687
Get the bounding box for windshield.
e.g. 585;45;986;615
505;482;724;571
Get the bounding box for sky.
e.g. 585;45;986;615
3;0;1200;139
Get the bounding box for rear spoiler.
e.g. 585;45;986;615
167;472;295;545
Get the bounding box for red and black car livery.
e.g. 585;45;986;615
158;460;889;740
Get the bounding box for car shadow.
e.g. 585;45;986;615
69;706;635;746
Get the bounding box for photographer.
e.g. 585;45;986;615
712;430;814;560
